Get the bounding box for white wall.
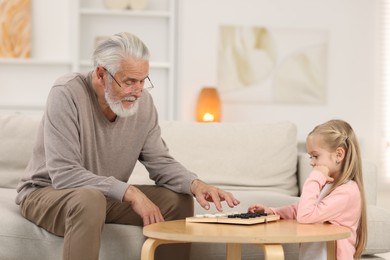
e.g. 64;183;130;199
177;0;386;188
31;0;71;60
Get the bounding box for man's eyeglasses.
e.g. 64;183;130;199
102;67;154;91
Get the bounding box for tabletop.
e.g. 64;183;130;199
143;219;351;244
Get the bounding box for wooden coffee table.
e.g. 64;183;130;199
141;219;350;260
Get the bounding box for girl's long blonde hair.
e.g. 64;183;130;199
308;119;367;258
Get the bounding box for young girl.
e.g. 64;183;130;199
248;119;367;259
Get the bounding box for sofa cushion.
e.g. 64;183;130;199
0;188;145;260
0;114;42;188
364;205;390;255
131;121;299;196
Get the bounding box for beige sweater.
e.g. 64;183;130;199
16;72;197;204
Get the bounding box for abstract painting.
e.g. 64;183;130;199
218;25;327;104
0;0;31;58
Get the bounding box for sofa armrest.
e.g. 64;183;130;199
297;153;377;205
0;113;42;189
297;153;311;196
362;161;377;205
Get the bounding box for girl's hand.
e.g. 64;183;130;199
247;204;274;215
313;165;334;183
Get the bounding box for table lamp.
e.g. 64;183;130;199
196;87;221;122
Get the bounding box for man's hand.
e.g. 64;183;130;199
123;185;164;226
190;179;240;212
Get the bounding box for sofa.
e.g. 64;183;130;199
1;112;390;260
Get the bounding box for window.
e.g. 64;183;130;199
382;0;390;177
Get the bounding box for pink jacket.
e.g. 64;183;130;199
271;170;361;259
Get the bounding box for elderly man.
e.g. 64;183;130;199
16;32;239;260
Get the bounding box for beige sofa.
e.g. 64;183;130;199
1;113;390;259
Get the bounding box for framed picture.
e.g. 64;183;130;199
0;0;31;58
218;25;328;104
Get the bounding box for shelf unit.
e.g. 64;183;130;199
73;0;177;120
0;0;177;120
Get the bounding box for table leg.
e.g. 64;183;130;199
226;243;241;260
141;238;185;260
326;240;336;260
257;244;284;260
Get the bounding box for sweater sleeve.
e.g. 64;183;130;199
137;111;198;195
296;170;355;224
44;86;129;201
270;203;298;219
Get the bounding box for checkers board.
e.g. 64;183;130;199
186;212;280;225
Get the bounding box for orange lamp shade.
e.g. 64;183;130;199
196;87;221;122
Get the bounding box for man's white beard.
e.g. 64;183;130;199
104;85;139;118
